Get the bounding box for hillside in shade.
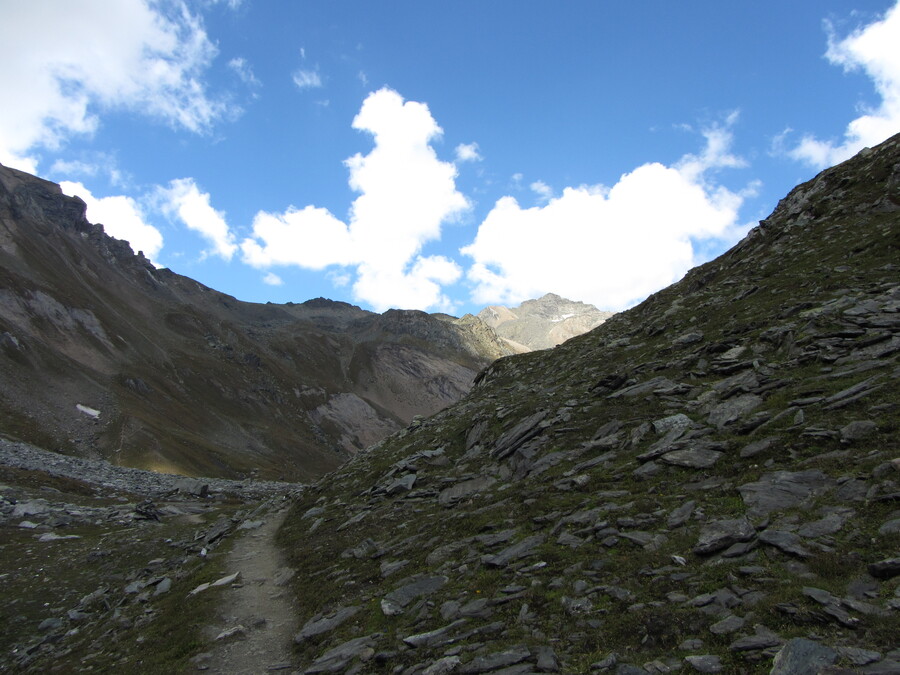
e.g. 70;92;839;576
0;164;514;481
274;134;900;672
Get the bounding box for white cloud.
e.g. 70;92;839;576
0;0;233;171
789;2;900;168
353;256;462;313
50;154;126;187
530;180;554;203
676;112;747;179
455;142;483;162
50;159;99;178
60;181;163;262
228;57;260;87
262;272;283;286
328;270;352;288
242;205;353;269
461;121;749;311
158;178;237;260
241;88;469;311
293;69;323;90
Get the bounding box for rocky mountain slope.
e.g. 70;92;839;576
478;294;614;352
275;135;900;672
0;165;513;481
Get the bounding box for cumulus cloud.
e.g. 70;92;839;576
158;178;237;260
455;142;483;162
241;88;469;311
262;272;283;286
60;181;163;263
788;2;900;168
0;0;233;171
242;206;353;269
293;69;323;90
461;121;749;311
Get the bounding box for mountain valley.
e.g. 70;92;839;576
0;133;899;673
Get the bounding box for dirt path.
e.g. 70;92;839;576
199;505;299;674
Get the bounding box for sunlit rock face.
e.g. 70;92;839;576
478;293;614;352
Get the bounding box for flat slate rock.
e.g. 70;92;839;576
693;518;756;555
294;605;360;643
798;509;853;538
482;534;546;567
652;413;693;435
758;530;812;558
770;637;838;675
660;447;722;469
738;470;834;516
381;576;448;615
667;500;696;528
438;476;496;506
458;645;531;673
707;393;762;429
304;634;378;674
709;614;745;635
402;619;468;647
867;557;900;580
684;655;723;673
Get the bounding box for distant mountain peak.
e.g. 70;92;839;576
478;293;614;351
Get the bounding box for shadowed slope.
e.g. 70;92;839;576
0;165;513;480
278;135;900;672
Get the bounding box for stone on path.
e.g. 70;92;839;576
215;625;246;641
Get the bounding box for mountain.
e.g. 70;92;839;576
478;293;614;352
276;135;900;672
0;164;514;481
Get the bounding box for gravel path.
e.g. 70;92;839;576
200;506;300;674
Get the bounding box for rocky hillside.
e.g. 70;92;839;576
276;135;900;672
0;165;513;481
478;294;614;352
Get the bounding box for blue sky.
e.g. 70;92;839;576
2;1;898;315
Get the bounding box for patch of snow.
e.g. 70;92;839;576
76;404;100;419
551;313;575;323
